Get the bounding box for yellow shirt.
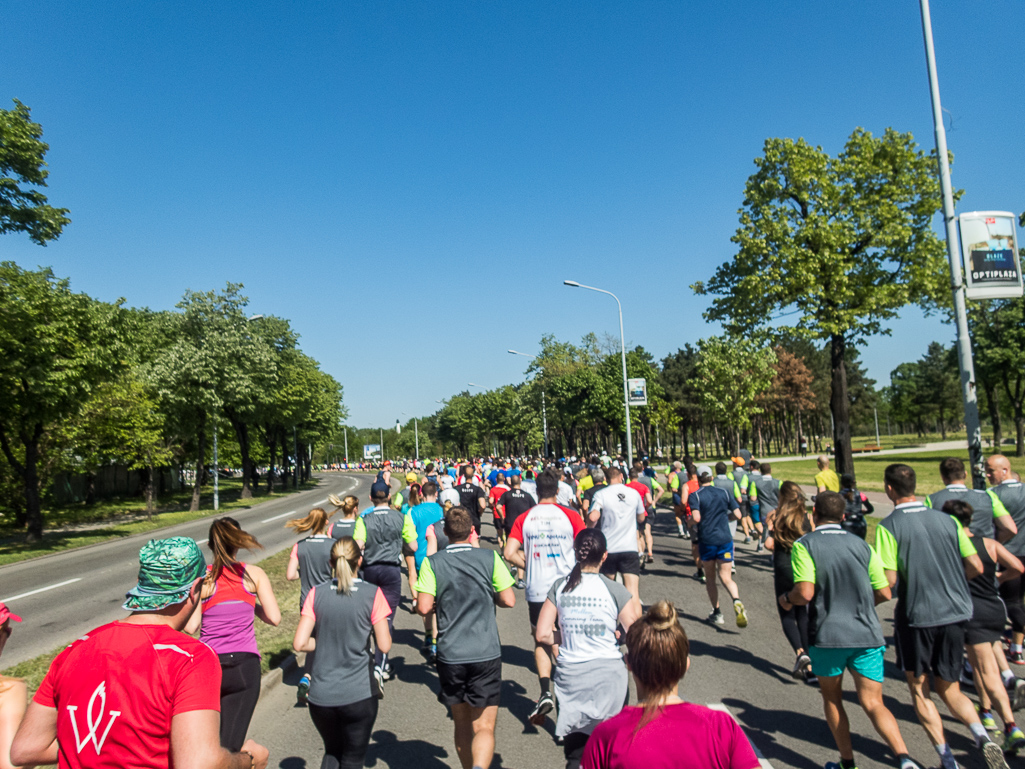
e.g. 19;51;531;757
814;468;840;492
579;475;594;493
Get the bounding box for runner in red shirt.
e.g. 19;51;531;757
488;476;511;546
11;537;269;769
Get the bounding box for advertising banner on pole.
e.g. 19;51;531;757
959;211;1023;299
627;378;648;407
363;444;381;460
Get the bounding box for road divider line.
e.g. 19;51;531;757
262;510;297;523
2;578;83;603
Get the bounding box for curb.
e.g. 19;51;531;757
261;652;305;699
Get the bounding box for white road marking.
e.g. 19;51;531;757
262;510;297;523
2;578;83;603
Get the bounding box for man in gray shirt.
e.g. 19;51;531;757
417;506;515;769
986;454;1025;664
877;464;1000;769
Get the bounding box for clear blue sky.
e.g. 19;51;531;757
3;2;1023;427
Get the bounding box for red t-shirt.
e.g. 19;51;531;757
508;503;586;603
34;621;222;769
627;481;650;504
582;702;761;769
489;484;510;510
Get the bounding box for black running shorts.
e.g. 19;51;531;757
600;550;641;578
436;657;502;708
894;620;966;682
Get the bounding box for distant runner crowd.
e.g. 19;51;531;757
4;452;1025;769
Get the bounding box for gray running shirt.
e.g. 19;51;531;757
792;524;885;648
876;503;974;628
417;544;514;664
753;475;780;511
360;505;406;566
305;579;381;707
927;485;1001;539
331;518;358;541
991;481;1025;556
293;535;336;609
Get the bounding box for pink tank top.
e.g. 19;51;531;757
200;562;259;656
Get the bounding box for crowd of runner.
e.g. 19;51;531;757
5;452;1025;769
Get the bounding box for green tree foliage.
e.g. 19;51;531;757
695;337;776;454
0;100;70;245
887;342;961;440
694;128;949;480
0;263;126;538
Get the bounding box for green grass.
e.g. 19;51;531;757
2;545;302;693
763;450;1025;496
0;479;318;567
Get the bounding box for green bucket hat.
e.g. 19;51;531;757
123;537;206;611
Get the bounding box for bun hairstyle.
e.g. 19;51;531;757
206;517;262;584
339;495;359;518
330;537;362;595
625;601;690;727
564;529;607;593
286;507;331;536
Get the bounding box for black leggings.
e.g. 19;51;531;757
308;697;379;769
563;731;590;769
1001;574;1025;634
362;563;401;668
218;653;262;751
776;602;810;654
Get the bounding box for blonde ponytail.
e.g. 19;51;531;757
331;537;362;595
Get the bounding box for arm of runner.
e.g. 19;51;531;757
371;588;392;655
9;699;57;768
401;513;418;550
618;594;642;634
415;557;437;616
874;524;899;589
994;539;1025;584
588;493;602;525
353;517;367;546
534;599;559;646
782;542;815;608
503;537;526;569
425;525;438;556
867;547;892;604
249;564;281;627
293;588;318;652
286;542;300;581
955;519;982;579
184;597;203;635
492;551;516;608
171;710;270;769
991;490;1017;542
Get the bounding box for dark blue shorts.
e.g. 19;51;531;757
699;540;734;563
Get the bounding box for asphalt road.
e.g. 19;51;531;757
0;472;377;669
248;508;1002;769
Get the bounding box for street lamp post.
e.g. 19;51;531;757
564;280;634;466
343;427;348;466
508;350;549;459
918;0;985;489
401;413;420;463
213;420;219;511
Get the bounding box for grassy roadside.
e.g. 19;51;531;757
0;479;318;568
1;546;302;693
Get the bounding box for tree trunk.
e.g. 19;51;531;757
830;333;855;482
981;374;1003;448
267;441;277;493
191;418;206;512
224;409;254;499
145;459;155;518
1016;409;1025;458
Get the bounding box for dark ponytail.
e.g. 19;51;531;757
564;529;607;593
206;517;262;584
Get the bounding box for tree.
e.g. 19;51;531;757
694;128;949;480
0;263;125;538
1;100;70;245
695;337;776;454
970;297;1025;456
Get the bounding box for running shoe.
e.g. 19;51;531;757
381;662;395;681
743;535;751;544
977;704;999;732
528;691;555;725
805;674;818;685
1011;678;1025;711
734;599;748;628
1011;651;1025;665
645;554;654;564
824;762;855;769
427;643;437;664
708;609;725;626
683;529;691;540
756;541;764;553
699;570;707;584
296;673;310;705
1004;726;1025;755
373;667;385;698
792;653;811;680
980;739;1009;769
515;579;526;590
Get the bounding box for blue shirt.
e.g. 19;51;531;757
410;501;444;569
690;485;738;547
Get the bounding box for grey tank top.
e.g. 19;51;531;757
428;545;505;664
362;506;405;566
992;482;1025;555
297;535;336;609
307;579;378;707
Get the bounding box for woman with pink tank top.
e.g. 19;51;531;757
185;517;281;751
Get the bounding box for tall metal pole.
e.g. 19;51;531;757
344;427;348;466
919;0;985;489
414;418;419;462
212;420;219;511
541;389;549;458
874;408;881;447
563;282;633;466
293;425;298;488
380;428;384;462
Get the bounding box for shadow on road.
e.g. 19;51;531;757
366;729;450;768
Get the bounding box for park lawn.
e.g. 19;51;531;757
765;450;1025;496
0;479;318;568
1;545;302;693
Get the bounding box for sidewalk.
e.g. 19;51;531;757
757;439;967;464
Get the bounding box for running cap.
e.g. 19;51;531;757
123;537;206;612
0;602;22;624
371;480;391;498
405;471;419;483
731;456;745;467
696;464;713;478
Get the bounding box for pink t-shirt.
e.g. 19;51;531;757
582;703;760;769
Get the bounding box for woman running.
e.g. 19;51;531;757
581;601;760;769
184;517;281;751
0;602;25;769
535;529;641;769
942;499;1025;752
293;538;392;769
839;474;873;539
331;495;361;541
765;481;813;679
